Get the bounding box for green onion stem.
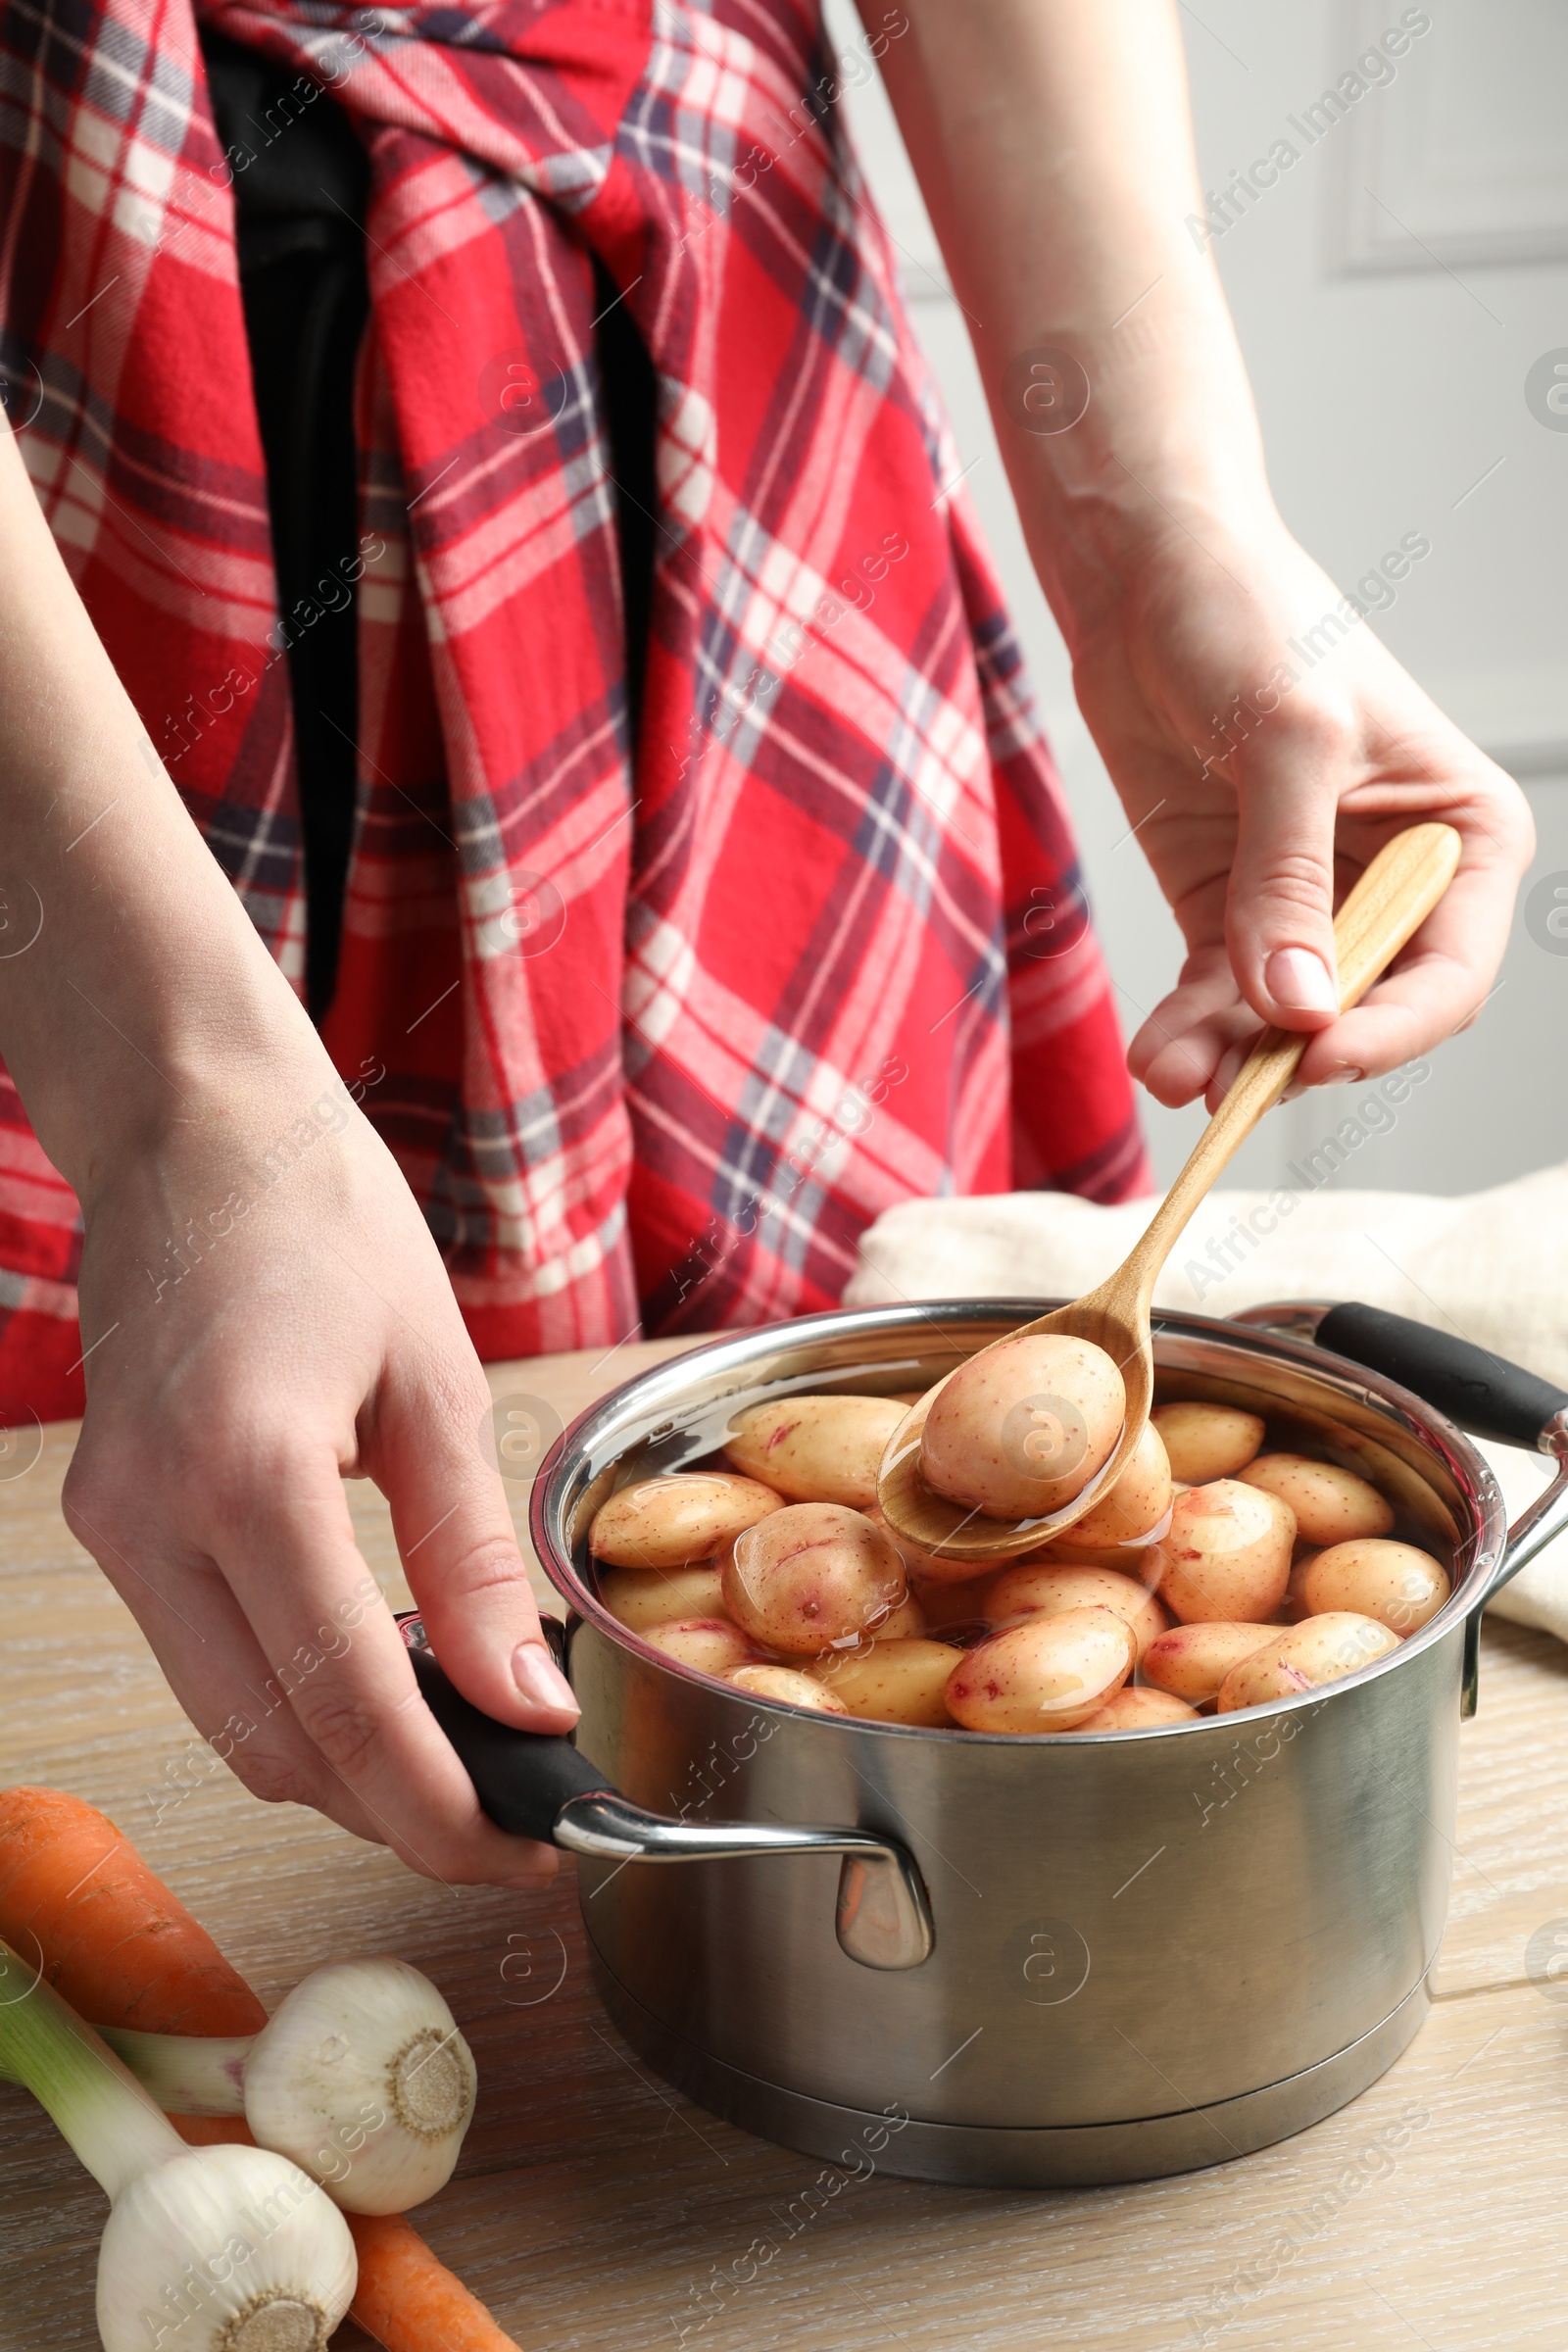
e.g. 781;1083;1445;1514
100;2027;251;2116
0;1938;186;2200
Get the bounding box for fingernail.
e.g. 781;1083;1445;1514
513;1642;578;1715
1265;947;1339;1014
1213;1045;1245;1096
1327;1063;1365;1087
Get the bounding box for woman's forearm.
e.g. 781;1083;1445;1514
0;429;325;1200
862;0;1273;639
862;0;1531;1103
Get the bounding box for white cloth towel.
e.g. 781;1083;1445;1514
845;1164;1568;1640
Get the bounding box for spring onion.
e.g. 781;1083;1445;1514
0;1937;356;2352
104;1957;476;2216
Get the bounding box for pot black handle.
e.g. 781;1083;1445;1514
402;1617;933;1969
409;1642;612;1843
1315;1302;1568;1450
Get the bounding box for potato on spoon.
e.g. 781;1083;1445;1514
875;824;1462;1568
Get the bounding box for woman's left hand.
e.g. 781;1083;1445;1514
865;0;1533;1104
1066;514;1535;1109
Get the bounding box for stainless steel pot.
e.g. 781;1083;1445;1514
410;1299;1568;2187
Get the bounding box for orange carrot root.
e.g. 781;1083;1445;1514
0;1785;522;2352
348;2214;522;2352
0;1784;266;2033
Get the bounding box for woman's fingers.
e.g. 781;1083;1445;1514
1130;755;1531;1105
1223;725;1343;1033
1248;786;1525;1085
63;1052;595;1889
1080;517;1535;1113
1291;843;1522;1085
61;1484;388;1845
200;1450;560;1888
369;1369;579;1735
1127;943;1264;1106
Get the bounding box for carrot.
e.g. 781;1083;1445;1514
346;2214;522;2351
0;1784;266;2033
0;1786;522;2352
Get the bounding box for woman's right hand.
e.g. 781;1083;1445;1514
63;1057;580;1889
0;422;575;1888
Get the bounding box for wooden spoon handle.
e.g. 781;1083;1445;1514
1131;822;1462;1285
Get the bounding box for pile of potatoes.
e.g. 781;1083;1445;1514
586;1376;1451;1737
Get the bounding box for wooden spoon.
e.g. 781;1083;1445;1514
876;821;1463;1564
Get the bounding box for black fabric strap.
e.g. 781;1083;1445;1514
198;29;658;1023
200;25;369;1021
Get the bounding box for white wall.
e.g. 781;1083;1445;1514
826;0;1568;1198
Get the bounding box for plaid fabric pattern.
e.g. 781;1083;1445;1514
0;0;1150;1422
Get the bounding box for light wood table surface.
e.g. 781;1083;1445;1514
4;1339;1568;2352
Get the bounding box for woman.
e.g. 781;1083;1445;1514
0;0;1530;1888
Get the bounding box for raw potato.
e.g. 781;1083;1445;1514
1140;1621;1277;1706
877;1590;928;1639
1071;1687;1199;1731
1283;1547;1322;1622
911;1575;992;1633
590;1472;783;1568
599;1563;725;1633
865;1502;990;1588
1216;1611;1400;1711
1151;1401;1265;1485
721;1502;906;1655
1299;1539;1451;1633
728;1664;850;1713
607;1390;1410;1741
812;1639;964;1728
722;1395;907;1507
1028;1536;1162;1578
1237;1452;1395;1546
945;1606;1136;1734
1155;1481;1296;1625
643;1618;760;1676
1063;1420;1173;1550
981;1561;1169;1663
920;1334;1126;1521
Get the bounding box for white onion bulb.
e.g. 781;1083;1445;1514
96;2142;356;2352
241;1958;477;2215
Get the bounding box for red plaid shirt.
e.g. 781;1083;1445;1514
0;0;1150;1423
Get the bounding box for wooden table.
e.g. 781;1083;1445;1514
5;1339;1568;2352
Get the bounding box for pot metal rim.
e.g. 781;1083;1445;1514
527;1298;1509;1743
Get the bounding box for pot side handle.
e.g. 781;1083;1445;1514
409;1637;612;1842
403;1623;933;1972
1310;1303;1568;1716
1315;1302;1568;1451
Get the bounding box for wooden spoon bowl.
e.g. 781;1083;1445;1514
876;823;1463;1566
